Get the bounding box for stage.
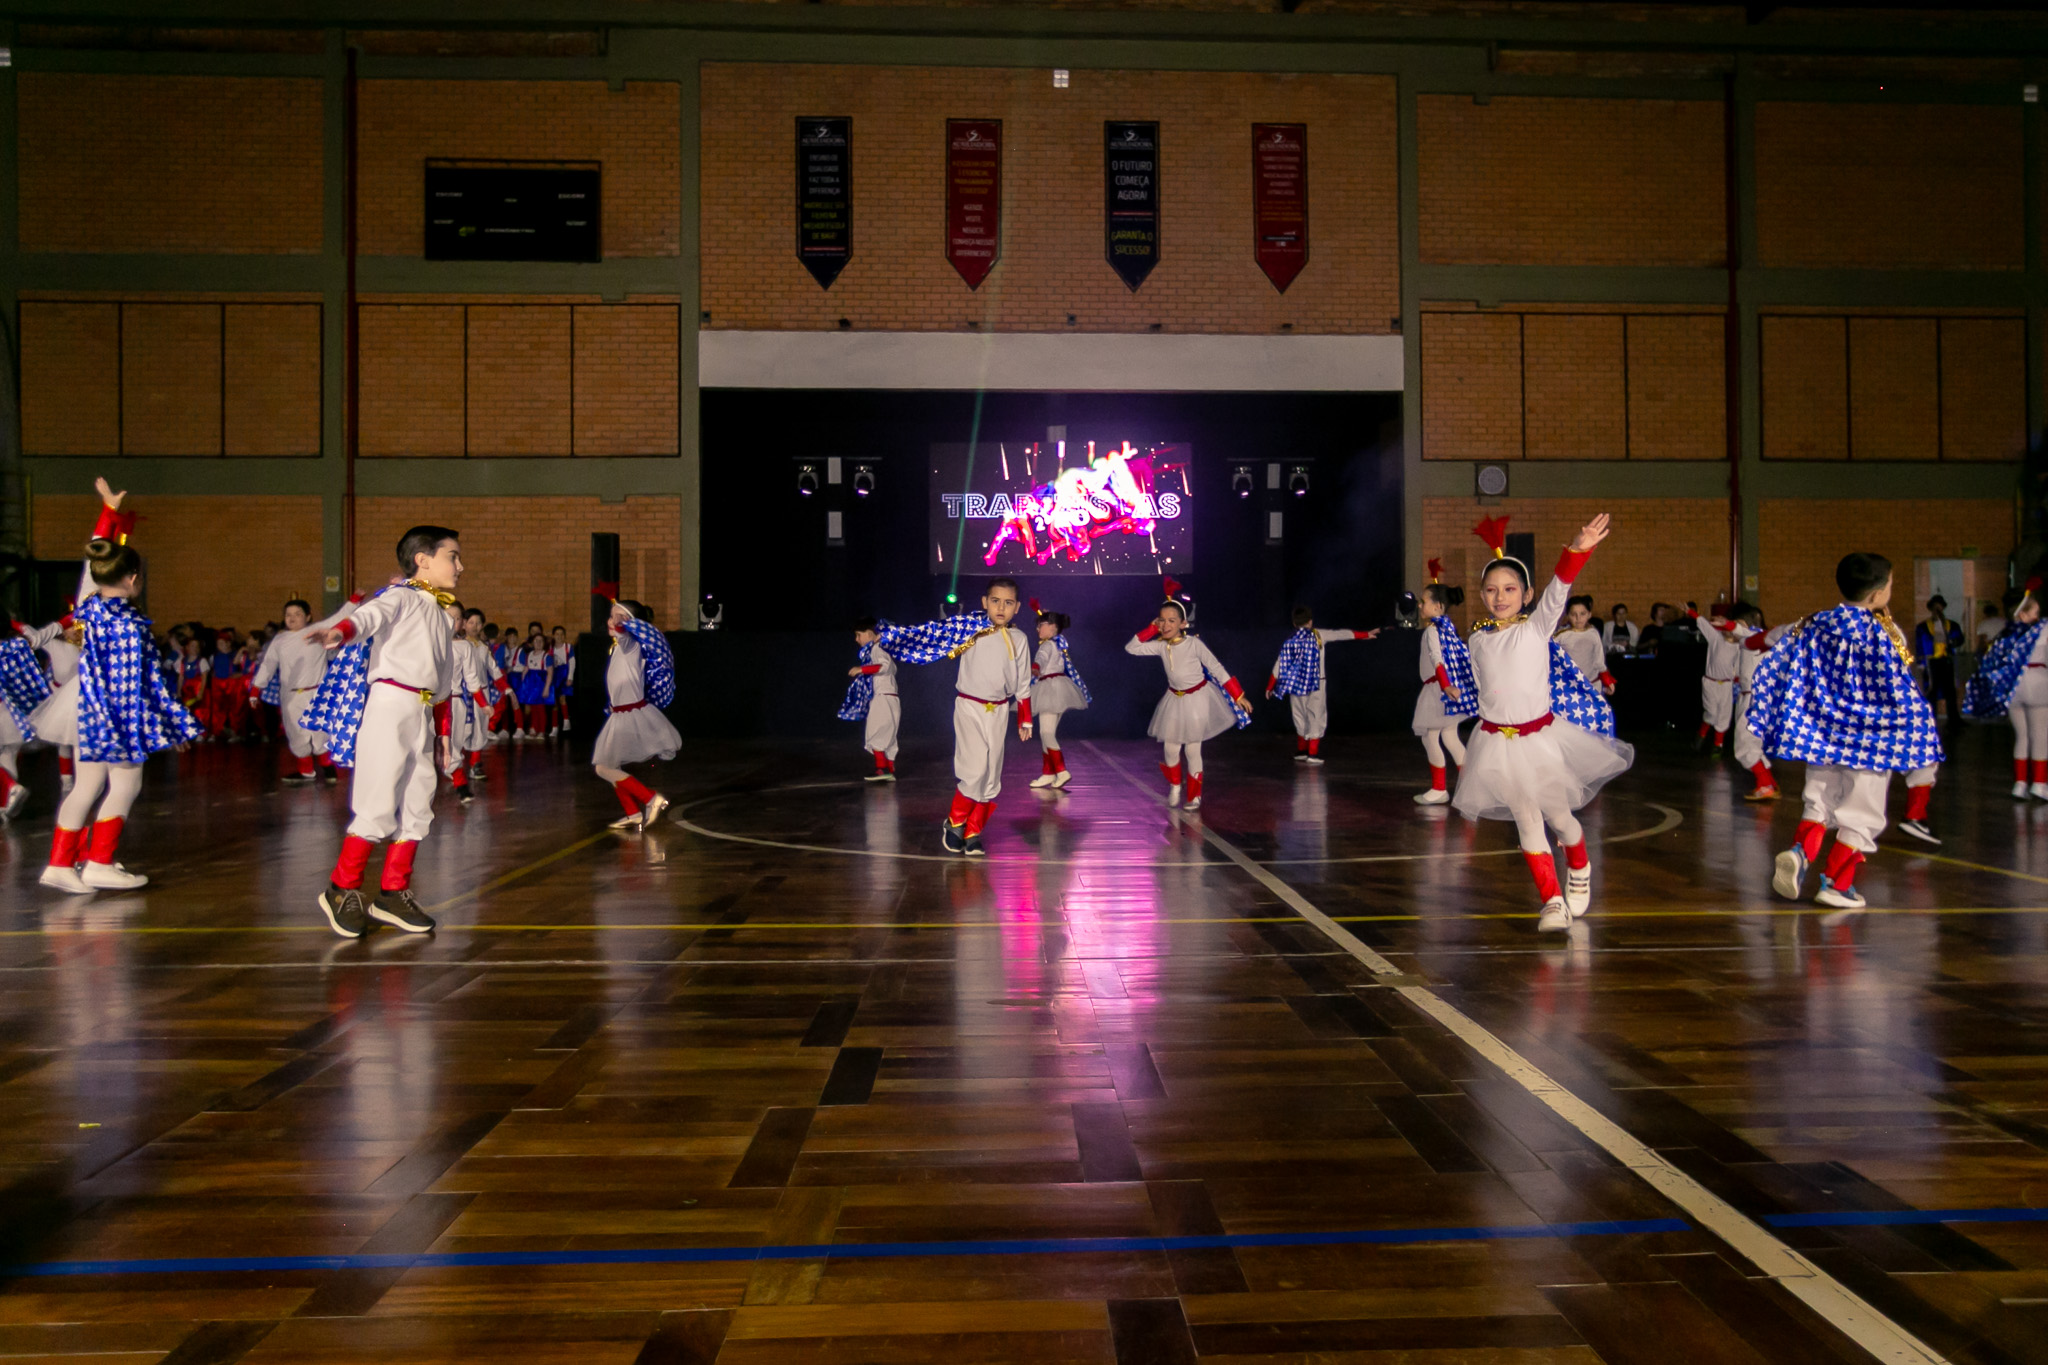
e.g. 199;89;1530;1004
1;728;2044;1364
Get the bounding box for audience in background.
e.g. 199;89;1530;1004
1602;603;1640;655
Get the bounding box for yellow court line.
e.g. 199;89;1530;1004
1884;845;2048;888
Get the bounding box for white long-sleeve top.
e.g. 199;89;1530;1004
335;585;454;700
1467;551;1587;726
955;626;1034;714
1418;622;1447;683
863;644;899;699
607;630;648;707
22;621;80;686
1701;616;1753;682
1032;639;1066;680
1127;631;1238;695
1602;619;1640;653
255;601;357;695
1556;626;1607;682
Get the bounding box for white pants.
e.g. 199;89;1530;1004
1039;711;1064;753
1801;764;1889;854
347;686;438;844
953;696;1012;802
1420;725;1466;769
2013;700;2048;763
0;744;16;779
1732;692;1767;770
1163;740;1204;777
1702;677;1735;732
58;761;142;830
864;695;900;760
1289;690;1328;740
282;688;330;758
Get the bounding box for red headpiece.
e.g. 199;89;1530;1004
1426;557;1444;584
1471;515;1511;561
1029;597;1043;615
1162;575;1184;600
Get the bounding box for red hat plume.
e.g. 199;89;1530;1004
1472;515;1511;560
1028;597;1042;615
2029;577;2043;594
1426;557;1444;584
1162;575;1184;599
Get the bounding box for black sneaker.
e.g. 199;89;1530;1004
941;822;966;854
456;785;474;804
317;766;340;785
318;885;371;939
369;888;436;934
468;764;485;779
962;833;987;857
1898;819;1940;846
281;774;313;787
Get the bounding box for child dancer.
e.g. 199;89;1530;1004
1029;603;1089;790
42;480;204;893
1127;579;1250;811
306;526;463;938
177;637;211;736
840;616;900;783
1729;605;1780;802
254;596;356;786
550;625;574;736
209;630;245;740
1412;568;1476;805
442;604;479;804
1267;606;1374;764
1694;604;1751;753
1555;596;1614;696
0;626;51;819
1750;552;1945;911
459;609;499;782
876;579;1034;854
512;630;553;740
594;600;680;831
1964;585;2043;798
1453;515;1633;932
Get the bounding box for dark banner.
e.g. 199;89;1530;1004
1104;121;1160;292
1252;123;1308;293
945;119;1002;290
796;116;851;289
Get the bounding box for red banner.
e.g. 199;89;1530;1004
946;119;1002;290
1252;123;1308;294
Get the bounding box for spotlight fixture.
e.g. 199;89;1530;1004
796;463;820;497
852;464;876;497
698;594;724;631
1287;465;1310;497
1230;465;1253;499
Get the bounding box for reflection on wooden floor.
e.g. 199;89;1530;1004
2;727;2047;1364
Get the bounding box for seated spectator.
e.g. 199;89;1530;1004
1603;603;1640;655
1978;600;2007;652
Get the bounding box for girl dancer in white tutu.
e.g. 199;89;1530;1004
1453;513;1634;932
1028;603;1089;791
1412;569;1476;806
594;600;681;831
1126;581;1251;811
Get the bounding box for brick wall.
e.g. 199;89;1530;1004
700;64;1398;334
1421;496;1730;629
32;494;325;630
1421;306;1725;461
351;496;683;631
1760;313;2025;462
19;299;323;457
358;300;680;457
1754;103;2023;270
357;80;680;257
18;73;323;254
1757;498;2013;625
1417;95;1725;266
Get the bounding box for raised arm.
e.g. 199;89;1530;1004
1125;621;1168;657
1531;514;1608;637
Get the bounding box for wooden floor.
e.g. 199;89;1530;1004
3;725;2047;1365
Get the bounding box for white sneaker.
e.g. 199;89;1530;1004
1167;783;1182;808
1413;789;1449;805
639;793;668;830
1030;773;1057;788
609;810;644;830
39;864;90;894
1772;846;1809;900
1814;877;1866;911
1537;897;1570;932
1;783;27;820
1184;794;1202;811
2016;781;2032;800
1050;769;1071;789
1303;755;1324;766
81;861;147;890
548;728;559;739
1564;866;1591;918
2032;783;2048;802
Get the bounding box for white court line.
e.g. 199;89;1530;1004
1083;742;1949;1365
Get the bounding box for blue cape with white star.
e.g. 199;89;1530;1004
838;624;897;723
259;665;282;707
1746;605;1944;771
1051;633;1091;707
1963;620;2043;721
876;611;1000;666
0;636;52;741
615;615;675;710
1270;627;1322;698
302;639;371;768
1548;640;1615;737
75;595;203;763
1435;617;1478;719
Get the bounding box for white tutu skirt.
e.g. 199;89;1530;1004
1451;720;1634;822
593;703;681;769
1412;683;1458;735
1148;685;1239;745
1033;677;1087;717
29;677;79;748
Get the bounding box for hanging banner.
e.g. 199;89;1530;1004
796;116;852;289
1104;120;1160;292
945;119;1002;290
1252;123;1308;293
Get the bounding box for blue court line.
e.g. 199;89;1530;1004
1764;1207;2048;1229
6;1218;1685;1278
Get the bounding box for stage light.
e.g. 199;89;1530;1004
1231;465;1253;499
852;464;876;497
1287;465;1310;497
698;594;724;631
796;464;820;496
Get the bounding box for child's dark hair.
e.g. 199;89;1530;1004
396;524;458;575
528;620;543;634
1566;594;1594;615
1482;557;1531;590
462;607;485;623
1291;605;1314;628
1422;582;1464;609
1732;600;1764;627
1835;552;1893;602
1039;610;1071;633
620;600;655;625
86;537;142;587
852;615;878;634
283;598;311;617
985;576;1020;599
483;623;500;640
